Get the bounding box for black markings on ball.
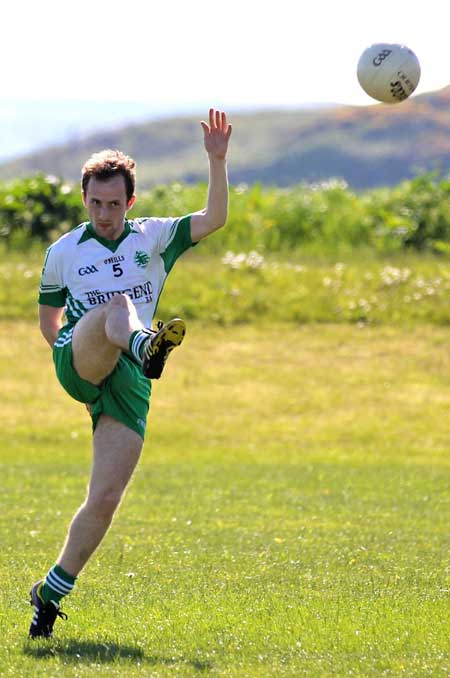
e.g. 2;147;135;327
372;49;392;67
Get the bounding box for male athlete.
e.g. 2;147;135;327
29;108;232;638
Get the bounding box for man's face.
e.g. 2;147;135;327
82;174;135;240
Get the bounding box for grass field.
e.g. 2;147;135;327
0;319;449;677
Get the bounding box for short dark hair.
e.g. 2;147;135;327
81;149;136;201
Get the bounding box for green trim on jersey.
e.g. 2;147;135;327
39;287;67;307
78;220;137;252
160;215;195;274
153;215;196;315
39;244;66;306
65;291;87;324
41;247;52;273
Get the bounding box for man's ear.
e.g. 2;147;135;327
127;195;136;210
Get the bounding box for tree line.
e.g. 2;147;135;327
1;173;450;254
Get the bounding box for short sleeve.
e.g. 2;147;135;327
38;245;67;307
157;215;196;274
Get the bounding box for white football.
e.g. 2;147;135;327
357;43;421;104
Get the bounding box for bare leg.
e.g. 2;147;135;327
72;294;144;385
52;297;147;575
57;416;143;576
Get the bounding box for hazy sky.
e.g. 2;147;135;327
1;0;448;109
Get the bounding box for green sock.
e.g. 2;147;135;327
40;564;76;605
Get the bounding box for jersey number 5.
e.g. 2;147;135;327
113;263;123;277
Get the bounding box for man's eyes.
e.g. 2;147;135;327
91;200;120;207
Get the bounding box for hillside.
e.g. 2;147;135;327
0;100;172;161
1;87;450;190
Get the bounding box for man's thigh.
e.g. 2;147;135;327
72;305;121;385
53;326;101;404
89;415;143;501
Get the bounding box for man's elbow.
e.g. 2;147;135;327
212;218;227;232
39;322;55;346
201;219;227;238
211;209;229;232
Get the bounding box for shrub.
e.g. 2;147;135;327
0;174;83;247
1;173;450;254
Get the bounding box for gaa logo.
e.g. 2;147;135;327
372;49;392;67
78;264;99;276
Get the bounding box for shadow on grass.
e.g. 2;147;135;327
24;640;213;671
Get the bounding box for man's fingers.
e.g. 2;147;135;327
221;112;232;137
204;109;232;139
209;108;227;131
221;111;227;132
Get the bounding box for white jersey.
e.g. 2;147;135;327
39;215;195;328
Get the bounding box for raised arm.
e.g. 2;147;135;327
190;109;232;243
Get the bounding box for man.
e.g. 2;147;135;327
29;108;232;638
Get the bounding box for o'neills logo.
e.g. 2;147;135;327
104;255;125;265
86;281;153;306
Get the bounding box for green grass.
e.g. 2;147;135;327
1;321;449;676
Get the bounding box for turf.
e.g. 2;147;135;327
0;321;449;676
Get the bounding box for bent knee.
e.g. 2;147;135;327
106;294;134;311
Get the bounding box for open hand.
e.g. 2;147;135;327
201;108;232;160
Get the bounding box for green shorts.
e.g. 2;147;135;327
53;326;151;439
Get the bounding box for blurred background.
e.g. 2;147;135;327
0;0;448;189
1;0;450;261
